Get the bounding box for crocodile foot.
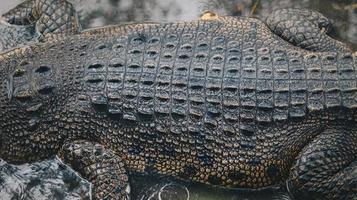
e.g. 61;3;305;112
59;140;130;200
287;128;357;200
266;8;351;52
2;0;81;36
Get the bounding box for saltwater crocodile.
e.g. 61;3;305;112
0;0;356;199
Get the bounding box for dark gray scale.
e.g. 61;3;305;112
31;58;56;128
106;36;129;119
206;52;223;138
85;61;106;106
120;32;148;123
154;27;181;135
169;23;188;131
305;53;324;112
239;24;260;135
137;34;161;123
8;61;55;104
272;49;289;121
203;33;228;135
84;38;112;112
256;47;274;124
256;79;273;123
338;53;357;109
34;65;56;97
7;54;57;132
221;39;242;138
197;32;217;132
322;53;342;108
239;41;257;136
288;50;307;118
170;44;191;155
9;60;32;103
72;40;92;110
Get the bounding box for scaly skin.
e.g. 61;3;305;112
0;0;80;52
0;1;356;200
0;23;37;52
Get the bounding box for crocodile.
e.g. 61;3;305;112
0;0;356;199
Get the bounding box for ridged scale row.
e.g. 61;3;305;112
73;19;357;137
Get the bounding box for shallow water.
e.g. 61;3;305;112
0;0;356;200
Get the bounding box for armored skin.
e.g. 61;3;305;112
0;1;356;199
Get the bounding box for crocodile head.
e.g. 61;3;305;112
0;53;60;164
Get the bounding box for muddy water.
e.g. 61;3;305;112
0;0;356;200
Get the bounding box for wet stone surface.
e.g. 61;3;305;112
0;158;90;200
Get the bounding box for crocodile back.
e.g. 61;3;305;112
57;17;357;134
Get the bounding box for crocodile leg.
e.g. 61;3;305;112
266;8;351;52
287;128;357;200
58;140;130;200
2;0;81;35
